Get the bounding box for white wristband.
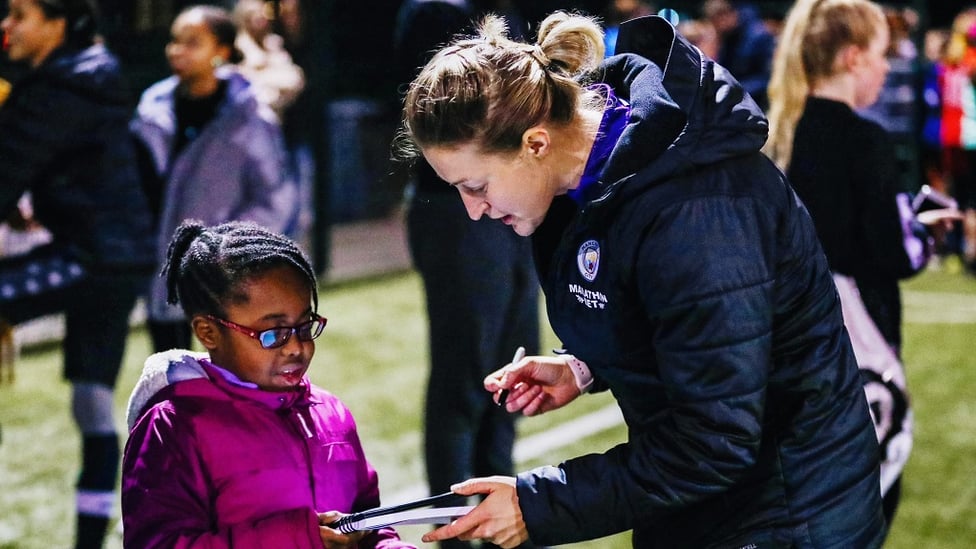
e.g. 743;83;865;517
565;355;593;394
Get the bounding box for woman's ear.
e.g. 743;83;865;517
522;127;551;159
191;316;220;351
212;44;232;67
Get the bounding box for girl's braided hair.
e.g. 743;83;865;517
161;220;318;317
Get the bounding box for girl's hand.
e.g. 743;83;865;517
421;477;528;549
485;355;582;416
317;511;367;549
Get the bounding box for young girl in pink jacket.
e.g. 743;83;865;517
121;220;414;549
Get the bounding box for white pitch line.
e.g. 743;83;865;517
903;290;976;324
387;404;624;503
513;404;625;463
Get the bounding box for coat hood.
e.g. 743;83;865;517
125;349;315;431
133;69;271;138
37;44;131;106
593;16;769;201
126;350;209;431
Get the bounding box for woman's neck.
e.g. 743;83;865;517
180;75;221;99
809;74;857;109
31;38;65;68
560;109;607;193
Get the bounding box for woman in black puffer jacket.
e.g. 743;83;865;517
396;11;886;549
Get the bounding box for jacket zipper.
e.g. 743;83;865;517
296;410;314;439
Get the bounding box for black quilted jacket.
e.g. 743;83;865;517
0;44;154;270
518;16;886;549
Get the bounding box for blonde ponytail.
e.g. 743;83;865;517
536;11;605;76
764;0;820;170
764;0;885;171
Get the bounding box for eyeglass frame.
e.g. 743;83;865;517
206;313;327;349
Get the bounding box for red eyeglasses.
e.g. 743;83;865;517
207;314;327;349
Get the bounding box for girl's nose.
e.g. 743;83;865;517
280;330;304;356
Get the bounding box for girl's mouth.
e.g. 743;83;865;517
278;367;305;384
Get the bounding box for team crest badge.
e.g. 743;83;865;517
577;239;600;282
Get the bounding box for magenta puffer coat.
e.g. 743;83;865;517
122;353;414;548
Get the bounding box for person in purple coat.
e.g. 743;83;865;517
130;5;297;354
121;220;414;549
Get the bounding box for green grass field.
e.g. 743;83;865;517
1;266;974;548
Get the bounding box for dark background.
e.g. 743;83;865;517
4;1;960;104
1;0;972;273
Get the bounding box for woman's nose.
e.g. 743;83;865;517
460;194;488;221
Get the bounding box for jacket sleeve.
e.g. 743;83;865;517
233;115;298;235
517;190;778;544
122;403;325;549
0;80;85;217
850;122;923;279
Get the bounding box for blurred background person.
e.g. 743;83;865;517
939;7;976;274
919;26;954;265
232;0;304;122
858;4;923;197
602;0;655;57
0;0;155;546
676;15;720;60
232;0;313;254
131;4;297;353
765;0;959;535
702;0;775;110
392;2;540;548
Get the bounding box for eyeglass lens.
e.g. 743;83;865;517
258;317;326;349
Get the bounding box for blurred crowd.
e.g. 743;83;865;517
7;0;976;275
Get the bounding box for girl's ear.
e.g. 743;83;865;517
839;43;863;73
191;316;220;351
218;43;233;64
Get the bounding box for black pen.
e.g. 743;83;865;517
497;346;525;407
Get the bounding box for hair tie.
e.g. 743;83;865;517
527;45;553;71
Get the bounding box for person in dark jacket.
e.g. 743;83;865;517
0;0;155;547
764;0;959;536
392;5;540;549
396;11;886;549
702;0;776;110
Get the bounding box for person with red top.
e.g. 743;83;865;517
938;8;976;271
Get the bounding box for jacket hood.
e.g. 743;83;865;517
133;69;270;135
38;44;131;106
126;350;209;431
594;16;768;198
125;349;316;431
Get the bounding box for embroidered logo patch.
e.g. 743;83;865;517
577;239;600;282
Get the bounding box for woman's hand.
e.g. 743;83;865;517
421;477;529;549
317;511;367;549
485;354;583;415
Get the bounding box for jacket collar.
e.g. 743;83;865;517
585;16;768;207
